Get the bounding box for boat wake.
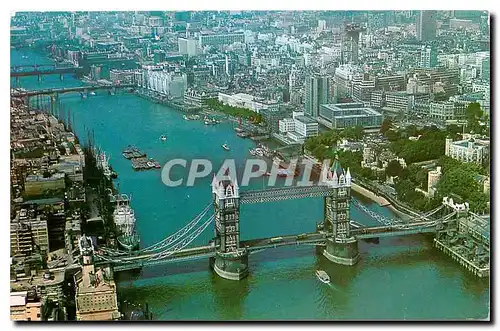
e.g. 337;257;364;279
327;283;338;291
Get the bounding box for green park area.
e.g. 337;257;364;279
303;102;489;213
204;98;263;124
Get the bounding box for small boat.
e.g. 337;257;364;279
90;91;96;96
222;143;230;151
316;270;330;284
204;116;218;125
160;135;167;141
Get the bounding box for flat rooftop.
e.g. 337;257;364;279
294;115;317;124
321;103;382;117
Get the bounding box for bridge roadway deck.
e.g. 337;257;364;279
99;245;216;272
11;84;135;97
96;221;448;271
11;67;83;77
242;232;326;251
352;225;437;239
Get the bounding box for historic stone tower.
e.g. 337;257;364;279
321;155;360;265
211;173;249;280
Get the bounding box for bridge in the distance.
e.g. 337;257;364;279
84;158;489;279
11;63;84;83
11;84;136;98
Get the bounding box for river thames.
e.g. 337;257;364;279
11;49;489;320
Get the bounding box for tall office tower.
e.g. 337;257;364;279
416;11;437;42
305;74;330;118
343;23;366;64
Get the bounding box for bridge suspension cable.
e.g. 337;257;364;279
103;215;215;264
148;215;215;261
390;210;457;230
352;199;446;227
99;203;213;256
421;204;445;219
351;199;402;226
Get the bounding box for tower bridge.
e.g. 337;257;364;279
83;156;488;279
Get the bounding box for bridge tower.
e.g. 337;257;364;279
321;155;360;265
210;173;249;280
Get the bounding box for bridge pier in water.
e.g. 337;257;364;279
320;155;360;265
211;173;249;280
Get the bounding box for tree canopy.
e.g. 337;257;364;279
465;102;487;136
380;118;393;134
385;160;403;178
204;98;263;123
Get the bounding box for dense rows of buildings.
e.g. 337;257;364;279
9;99;118;320
10;10;490;320
11;10;490;135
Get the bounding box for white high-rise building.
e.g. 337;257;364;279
144;69;187;99
178;38;200;57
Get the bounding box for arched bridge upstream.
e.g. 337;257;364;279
11;84;136;98
11;63;84;83
84;164;490;280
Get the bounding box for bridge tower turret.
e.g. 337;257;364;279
210;173;249;280
321;155;360;265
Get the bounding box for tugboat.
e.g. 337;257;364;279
222;143;230;151
316;270;330;284
160;134;167;141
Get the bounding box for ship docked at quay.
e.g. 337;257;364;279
111;194;140;251
94;147;117;180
